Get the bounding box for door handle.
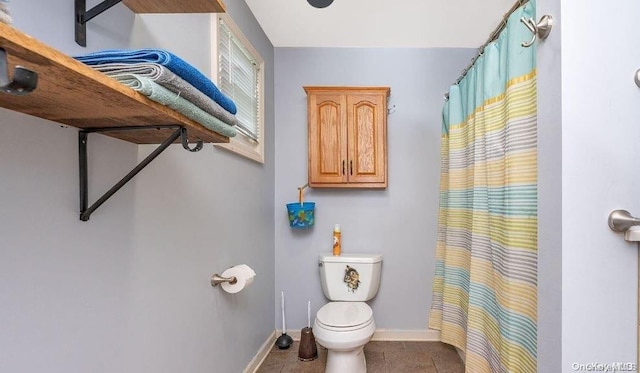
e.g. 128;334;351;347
608;209;640;242
342;160;345;176
350;160;353;175
608;210;640;232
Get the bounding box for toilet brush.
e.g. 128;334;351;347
275;291;293;349
298;300;318;361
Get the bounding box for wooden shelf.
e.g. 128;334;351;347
0;22;230;145
122;0;226;14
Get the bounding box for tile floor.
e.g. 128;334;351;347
256;340;465;373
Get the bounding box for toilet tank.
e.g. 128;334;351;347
318;253;382;301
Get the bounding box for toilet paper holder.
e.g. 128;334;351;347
210;273;238;287
210;264;256;293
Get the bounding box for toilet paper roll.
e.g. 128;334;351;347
220;264;256;294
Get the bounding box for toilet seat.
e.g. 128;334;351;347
315;302;373;332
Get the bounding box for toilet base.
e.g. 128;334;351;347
313;302;376;373
325;346;366;373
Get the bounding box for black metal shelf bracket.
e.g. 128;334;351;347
79;125;204;221
75;0;123;47
0;48;38;95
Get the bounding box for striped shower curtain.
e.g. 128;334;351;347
429;2;537;373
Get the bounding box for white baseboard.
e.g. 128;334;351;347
372;329;465;363
243;330;277;373
285;329;302;341
371;329;441;341
456;347;466;363
246;329;446;372
282;328;441;342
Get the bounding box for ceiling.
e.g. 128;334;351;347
245;0;516;48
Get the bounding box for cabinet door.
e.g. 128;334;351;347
346;93;386;185
308;93;348;185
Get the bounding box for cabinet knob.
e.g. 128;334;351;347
350;160;353;175
342;160;345;175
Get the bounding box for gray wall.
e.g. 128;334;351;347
0;1;275;372
536;0;562;371
274;48;474;331
0;2;137;372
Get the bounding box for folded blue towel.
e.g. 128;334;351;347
92;63;241;127
123;75;237;138
74;49;237;115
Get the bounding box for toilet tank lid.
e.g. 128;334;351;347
319;253;382;264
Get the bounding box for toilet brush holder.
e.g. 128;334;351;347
298;327;318;361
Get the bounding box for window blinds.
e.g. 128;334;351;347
218;19;260;141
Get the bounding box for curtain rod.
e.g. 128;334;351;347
452;0;529;86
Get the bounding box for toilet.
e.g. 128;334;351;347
313;253;383;373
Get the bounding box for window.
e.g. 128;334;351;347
211;13;265;163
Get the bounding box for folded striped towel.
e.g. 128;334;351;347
92;63;240;127
123;75;236;138
74;49;237;115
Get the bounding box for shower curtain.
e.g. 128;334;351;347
429;2;537;373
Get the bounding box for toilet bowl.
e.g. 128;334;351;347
313;301;376;373
315;253;382;373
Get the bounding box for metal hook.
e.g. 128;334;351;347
180;127;204;152
298;183;310;192
520;18;538;47
387;104;396;114
520;15;554;48
0;48;38;95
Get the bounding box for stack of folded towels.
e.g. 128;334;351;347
74;49;238;138
0;0;13;25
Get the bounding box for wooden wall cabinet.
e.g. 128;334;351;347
304;86;390;188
